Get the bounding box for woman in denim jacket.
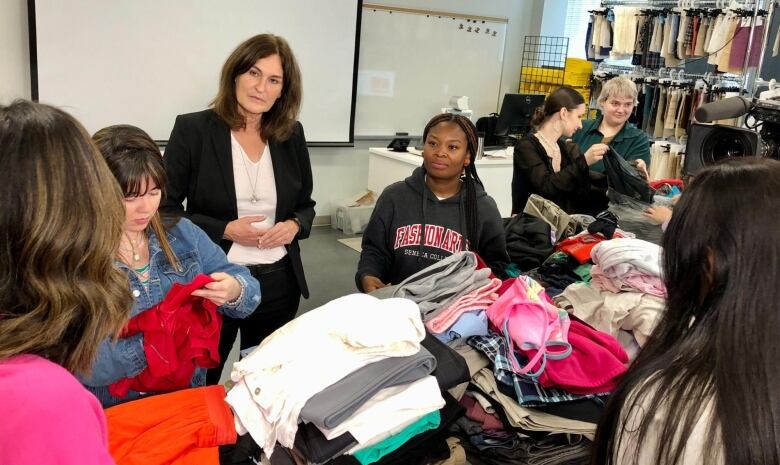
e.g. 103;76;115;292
80;124;260;408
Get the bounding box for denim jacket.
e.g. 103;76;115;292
80;218;260;407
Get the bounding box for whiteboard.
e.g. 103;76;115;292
32;0;359;144
355;6;507;137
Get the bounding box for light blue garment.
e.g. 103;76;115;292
80;218;260;407
433;310;488;344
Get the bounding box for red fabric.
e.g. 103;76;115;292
106;385;236;465
520;319;629;395
649;179;684;190
555;234;608;264
460;394;505;431
110;274;221;398
474;253;497;280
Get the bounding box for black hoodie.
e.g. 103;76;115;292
356;167;509;290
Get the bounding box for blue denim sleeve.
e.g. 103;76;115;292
79;333;146;386
184;219;261;319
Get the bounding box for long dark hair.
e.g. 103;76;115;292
531;86;585;128
212;34;302;142
593;158;780;465
422;113;484;247
93;125;181;271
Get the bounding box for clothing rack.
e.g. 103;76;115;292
593;63;743;85
593;0;776;95
600;0;760;7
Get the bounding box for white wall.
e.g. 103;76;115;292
0;0;30;102
1;0;544;218
313;0;544;217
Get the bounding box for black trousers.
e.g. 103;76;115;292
207;256;301;385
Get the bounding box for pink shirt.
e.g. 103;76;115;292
0;354;115;464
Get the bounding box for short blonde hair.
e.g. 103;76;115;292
597;76;638;106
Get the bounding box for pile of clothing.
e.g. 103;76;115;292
556;238;666;360
374;252;498;347
226;292;471;465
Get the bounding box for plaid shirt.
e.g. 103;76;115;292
469;332;609;407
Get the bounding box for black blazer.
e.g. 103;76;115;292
161;109;315;298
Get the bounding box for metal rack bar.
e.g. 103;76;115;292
752;1;778;95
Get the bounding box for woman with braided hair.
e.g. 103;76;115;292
356;113;509;293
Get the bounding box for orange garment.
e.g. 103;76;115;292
105;385;237;465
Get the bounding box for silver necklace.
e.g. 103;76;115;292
236;141;262;204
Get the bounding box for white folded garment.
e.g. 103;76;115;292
226;293;426;457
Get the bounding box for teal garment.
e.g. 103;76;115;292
505;263;522;278
574;263;592;283
571;116;650;173
352;410;441;465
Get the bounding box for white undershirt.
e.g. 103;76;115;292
227;134;287;265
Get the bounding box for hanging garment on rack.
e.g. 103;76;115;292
662;11;682;66
694;15;709;56
663;87;682;139
707;12;733;66
648;15;666;69
632;15;649;66
717;16;741;72
676;10;690;60
647;84;660;136
728;17;765;70
653;85;668;139
687;13;699;56
632;84;646;129
610;7;640;59
675;88;694;141
641;83;656;133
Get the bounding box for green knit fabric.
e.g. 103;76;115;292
351;410;441;465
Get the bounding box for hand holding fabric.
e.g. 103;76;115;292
361;275;389;293
643;205;672;225
584;143;608;166
191;272;242;306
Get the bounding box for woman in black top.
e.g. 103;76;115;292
511;86;608;215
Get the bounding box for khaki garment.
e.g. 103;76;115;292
471;368;597;438
431;437;467;465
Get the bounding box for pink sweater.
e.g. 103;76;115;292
0;354;115;464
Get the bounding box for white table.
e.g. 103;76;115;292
367;148;514;217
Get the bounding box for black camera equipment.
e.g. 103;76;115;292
684;97;780;175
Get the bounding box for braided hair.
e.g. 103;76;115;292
422;113;484;250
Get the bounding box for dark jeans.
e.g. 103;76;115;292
207;256;301;385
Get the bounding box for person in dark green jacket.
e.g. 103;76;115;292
572;76;650;174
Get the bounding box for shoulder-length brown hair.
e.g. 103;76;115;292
93;124;181;271
212;33;302;142
0;100;131;374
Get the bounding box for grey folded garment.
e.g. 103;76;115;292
299;346;437;430
368;284;398;300
390;252;491;321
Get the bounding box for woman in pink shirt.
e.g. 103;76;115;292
0;100;132;464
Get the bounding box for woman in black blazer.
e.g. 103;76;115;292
161;34;315;384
